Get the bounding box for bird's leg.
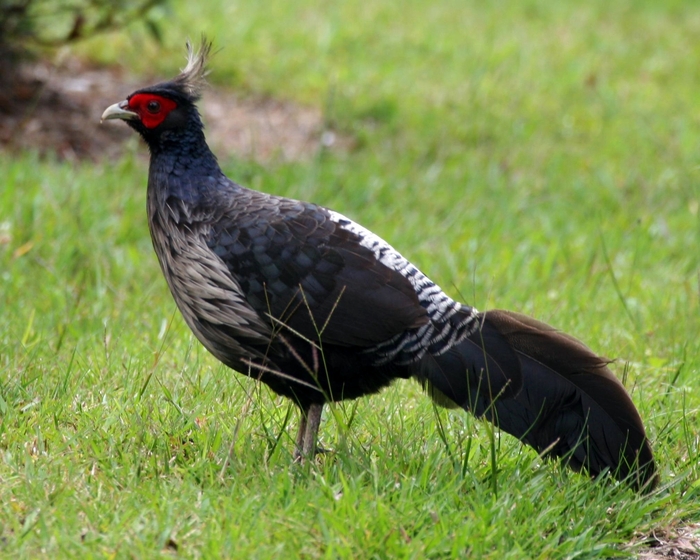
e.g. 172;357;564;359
293;407;309;462
302;403;323;458
293;403;324;461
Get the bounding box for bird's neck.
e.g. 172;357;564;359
147;125;228;208
151;125;220;171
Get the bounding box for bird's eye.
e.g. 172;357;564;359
146;100;161;113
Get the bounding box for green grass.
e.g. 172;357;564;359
2;0;700;557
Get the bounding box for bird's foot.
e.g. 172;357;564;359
293;445;332;463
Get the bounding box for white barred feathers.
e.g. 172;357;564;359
327;210;478;365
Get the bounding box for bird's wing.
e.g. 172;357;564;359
206;198;429;348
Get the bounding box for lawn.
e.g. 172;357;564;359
1;0;700;557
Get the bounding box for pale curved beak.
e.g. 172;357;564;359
101;100;138;123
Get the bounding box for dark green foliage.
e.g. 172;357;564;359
0;0;166;60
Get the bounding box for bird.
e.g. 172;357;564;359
102;39;657;491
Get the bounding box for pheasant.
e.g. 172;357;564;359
102;40;657;491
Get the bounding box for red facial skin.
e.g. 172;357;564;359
127;93;178;129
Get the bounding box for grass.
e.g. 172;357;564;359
2;0;700;556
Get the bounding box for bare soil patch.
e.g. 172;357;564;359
0;57;350;161
631;523;700;559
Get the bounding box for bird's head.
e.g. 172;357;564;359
101;39;212;143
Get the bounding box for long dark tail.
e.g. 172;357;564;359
419;309;657;491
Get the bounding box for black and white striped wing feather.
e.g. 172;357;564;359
325;210;479;364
